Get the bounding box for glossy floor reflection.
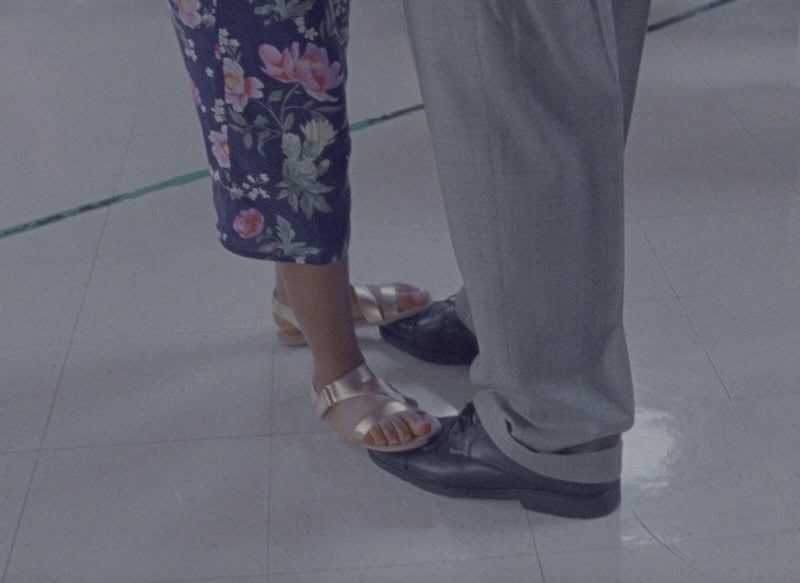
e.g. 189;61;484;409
1;0;800;581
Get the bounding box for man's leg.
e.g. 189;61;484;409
453;0;650;345
399;0;651;483
388;0;650;364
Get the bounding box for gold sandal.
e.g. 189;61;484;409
312;363;441;452
273;284;433;347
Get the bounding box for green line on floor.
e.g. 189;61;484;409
0;104;425;242
647;0;741;32
0;170;211;241
0;0;743;242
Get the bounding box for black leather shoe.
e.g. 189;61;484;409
369;403;622;519
379;295;479;365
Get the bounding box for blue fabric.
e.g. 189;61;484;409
170;0;352;264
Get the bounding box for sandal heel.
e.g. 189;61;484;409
272;296;308;347
270;285;433;345
276;329;308;347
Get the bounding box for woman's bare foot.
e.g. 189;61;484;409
313;366;436;448
274;262;436;449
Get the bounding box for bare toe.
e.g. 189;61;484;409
389;414;414;443
400;410;433;438
380;419;401;445
395;287;431;312
367;425;388;447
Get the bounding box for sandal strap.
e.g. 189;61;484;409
352;285;400;325
351;399;414;443
272;296;301;329
311;364;412;419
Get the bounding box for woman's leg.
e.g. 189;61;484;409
169;0;436;448
278;258;432;447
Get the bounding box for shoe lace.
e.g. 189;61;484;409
454;402;479;434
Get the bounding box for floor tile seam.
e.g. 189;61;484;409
678;54;800;205
61;16;164;260
632;203;800;224
716;115;800;205
88;239;222;260
106;14;179;189
0;449;41;457
38;430;275;455
659;15;800;203
0;61;33;109
66;325;276;347
137;573;267;583
732;391;800;405
133;12;173;122
671;285;800;417
0;253;101;272
652;525;800;548
264;437;273;578
138;574;268;583
628;218;681;303
0;440;42;583
36;204;111;453
668;294;735;401
106;126;139;198
1;208;112;576
628;508;718;579
0;341;70;354
523;512;549;583
765;466;800;531
533;537;668;558
664;344;796;506
266;550;541;577
68;325;273;347
264;342;279;574
0;45;40;122
623;493;800;545
671;282;800;301
623;295;689;305
637;211;800;330
631;392;746;411
728;404;800;530
537;540;732;582
88;246;245;274
92;255;279;280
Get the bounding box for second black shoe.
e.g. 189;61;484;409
379;295;479;365
369;403;622;519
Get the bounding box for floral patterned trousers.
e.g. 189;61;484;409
169;0;352;264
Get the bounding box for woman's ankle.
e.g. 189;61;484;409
313;354;366;389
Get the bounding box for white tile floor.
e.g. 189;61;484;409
1;0;800;581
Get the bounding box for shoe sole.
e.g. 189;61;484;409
370;452;620;519
379;326;477;366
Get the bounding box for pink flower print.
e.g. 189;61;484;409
189;76;201;107
294;43;344;102
259;42;344;101
214;43;222;61
209;126;230;169
233;209;265;239
259;42;301;83
223;58;264;112
174;0;202;28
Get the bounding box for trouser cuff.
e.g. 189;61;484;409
472;391;623;484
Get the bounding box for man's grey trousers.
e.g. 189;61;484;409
401;0;652;484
